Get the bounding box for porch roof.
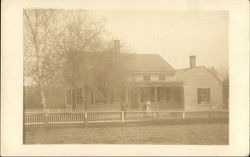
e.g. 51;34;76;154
126;81;183;87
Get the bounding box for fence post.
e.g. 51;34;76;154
84;112;88;125
121;111;125;123
153;112;156;120
182;111;185;119
44;109;49;127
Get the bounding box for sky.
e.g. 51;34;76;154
92;10;228;70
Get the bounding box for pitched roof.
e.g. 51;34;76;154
124;54;175;72
175;66;222;83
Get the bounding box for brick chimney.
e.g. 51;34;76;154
114;40;120;53
190;55;196;68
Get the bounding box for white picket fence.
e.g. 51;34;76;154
24;109;229;127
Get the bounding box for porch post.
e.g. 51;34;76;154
181;86;185;110
138;88;141;107
125;87;128;104
93;90;96;111
65;90;67;106
155;87;158;104
71;88;73;109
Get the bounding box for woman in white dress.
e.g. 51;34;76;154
146;99;151;116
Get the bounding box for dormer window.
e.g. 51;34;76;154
159;75;166;81
143;75;151;81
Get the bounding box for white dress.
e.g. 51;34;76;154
146;101;151;112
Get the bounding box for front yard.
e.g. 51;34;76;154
24;121;228;145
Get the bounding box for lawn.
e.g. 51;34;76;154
24;122;228;145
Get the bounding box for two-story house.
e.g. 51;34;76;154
122;53;184;111
64;40;224;111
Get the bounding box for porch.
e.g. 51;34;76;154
125;86;184;111
65;82;185;111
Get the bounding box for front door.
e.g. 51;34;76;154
130;88;139;109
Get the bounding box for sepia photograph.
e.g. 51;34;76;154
1;0;249;156
23;9;229;145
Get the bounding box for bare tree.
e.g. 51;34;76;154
218;65;229;84
24;9;128;110
24;9;65;109
61;10;128;110
208;66;229;84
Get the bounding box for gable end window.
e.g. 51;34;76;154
143;75;151;81
197;88;210;104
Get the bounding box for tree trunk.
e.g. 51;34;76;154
40;88;47;109
39;87;49;127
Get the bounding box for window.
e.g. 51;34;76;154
72;89;76;108
114;92;121;103
67;90;71;104
140;87;153;102
159;75;166;81
77;88;82;104
166;87;170;101
197;88;210;104
143;75;151;81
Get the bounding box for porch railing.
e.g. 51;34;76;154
24;109;229;127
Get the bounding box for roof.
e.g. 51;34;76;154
175;66;222;83
124;54;175;73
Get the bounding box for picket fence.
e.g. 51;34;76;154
24;108;229;127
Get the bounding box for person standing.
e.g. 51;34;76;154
146;98;151;116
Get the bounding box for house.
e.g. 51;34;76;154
122;53;184;111
175;57;224;110
64;40;224;111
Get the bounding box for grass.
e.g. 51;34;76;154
24;121;229;145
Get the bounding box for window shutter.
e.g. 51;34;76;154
197;88;201;104
207;88;210;103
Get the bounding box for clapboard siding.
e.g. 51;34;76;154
180;67;223;110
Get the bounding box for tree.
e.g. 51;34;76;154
208;66;229;84
24;9;128;110
24;9;65;109
61;11;128;110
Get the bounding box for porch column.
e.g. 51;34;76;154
71;88;74;109
137;88;141;108
65;90;67;106
155;87;158;104
93;90;96;111
181;87;185;110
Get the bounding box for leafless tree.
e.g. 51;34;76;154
24;9;66;109
61;10;128;110
208;66;229;84
24;9;128;110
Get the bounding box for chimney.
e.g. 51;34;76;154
190;55;196;68
114;40;120;53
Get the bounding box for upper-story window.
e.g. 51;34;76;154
143;75;151;81
159;75;166;81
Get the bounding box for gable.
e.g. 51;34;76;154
175;66;222;85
